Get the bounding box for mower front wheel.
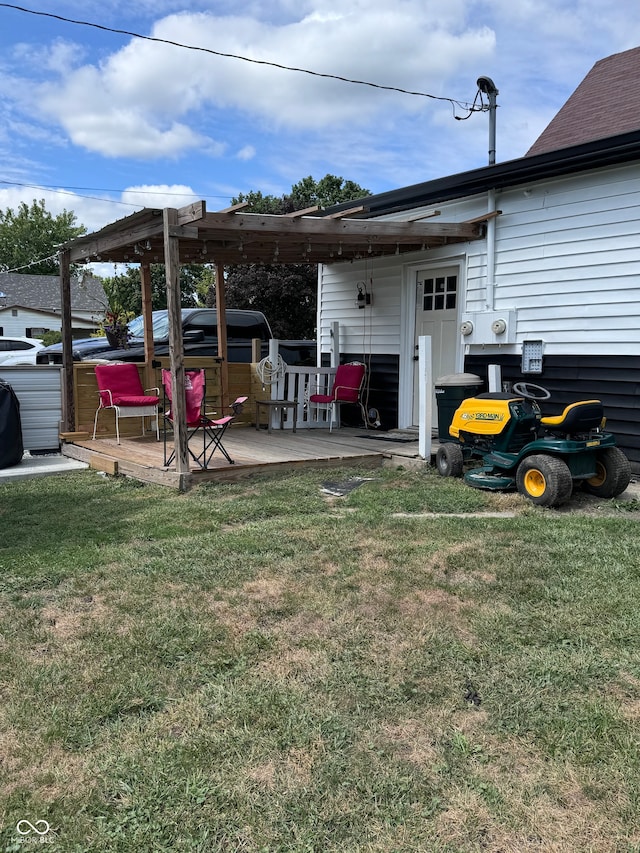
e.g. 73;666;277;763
435;443;464;477
516;455;573;507
583;447;631;498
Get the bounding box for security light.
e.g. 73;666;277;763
477;76;499;96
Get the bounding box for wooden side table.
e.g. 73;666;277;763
255;399;298;434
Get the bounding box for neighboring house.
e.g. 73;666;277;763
317;45;640;465
0;272;106;339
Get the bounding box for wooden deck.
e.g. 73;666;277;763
61;426;427;490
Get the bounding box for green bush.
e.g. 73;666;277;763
40;330;61;347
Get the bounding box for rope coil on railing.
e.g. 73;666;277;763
255;354;287;386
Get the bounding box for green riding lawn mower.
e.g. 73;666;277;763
435;381;632;508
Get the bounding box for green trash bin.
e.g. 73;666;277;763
434;373;483;439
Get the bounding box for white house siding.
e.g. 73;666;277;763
318;162;640;458
319;256;405;356
317;198;489;430
318;258;408;429
0;306;98;338
465;161;640;466
462;251;488;314
320;164;640;355
318;197;486;345
320;162;640;359
486;162;640;356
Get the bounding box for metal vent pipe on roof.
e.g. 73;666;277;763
477;76;499;310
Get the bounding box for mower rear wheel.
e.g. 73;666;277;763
583;447;631;498
435;443;464;477
516;455;573;507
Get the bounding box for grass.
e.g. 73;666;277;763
1;465;640;851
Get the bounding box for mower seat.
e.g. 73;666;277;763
540;400;604;435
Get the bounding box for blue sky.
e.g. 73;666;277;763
2;0;640;239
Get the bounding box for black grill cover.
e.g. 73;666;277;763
0;381;24;469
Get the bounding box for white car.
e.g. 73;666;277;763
0;336;46;366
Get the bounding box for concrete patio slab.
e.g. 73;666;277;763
0;452;88;483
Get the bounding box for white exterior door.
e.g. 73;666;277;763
413;267;459;427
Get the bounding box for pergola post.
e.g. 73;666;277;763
163;208;189;475
59;248;74;432
215;261;229;411
140;262;155;390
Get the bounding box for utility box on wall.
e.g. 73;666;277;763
521;339;544;374
459;310;517;345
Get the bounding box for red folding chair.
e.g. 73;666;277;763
161;368;247;468
92;363;159;444
309;362;366;431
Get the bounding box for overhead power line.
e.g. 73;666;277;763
0;179;225;200
0;3;477;113
0;178;234;207
0;179;257;212
0;179;142;208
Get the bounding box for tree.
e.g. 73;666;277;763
225;264;317;339
0;200;85;275
226;174;370;338
290;175;370;209
101;264;213;316
230;190;290;215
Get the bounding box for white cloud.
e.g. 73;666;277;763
0;185;128;237
34;1;496;160
237;145;256;161
146;5;494;127
39;63;212;158
0;181;204;238
121;184;199;208
8;38;87;85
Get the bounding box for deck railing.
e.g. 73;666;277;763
268;365;337;430
73;359;339;437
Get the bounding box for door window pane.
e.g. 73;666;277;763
421;273;457;312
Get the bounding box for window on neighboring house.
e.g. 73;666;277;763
26;328;48;338
11;309;18;317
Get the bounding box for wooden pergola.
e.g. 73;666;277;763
59;200;483;474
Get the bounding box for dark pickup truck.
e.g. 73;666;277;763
36;308;316;366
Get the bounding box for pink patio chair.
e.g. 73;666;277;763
161;368;247;468
309;361;366;431
92;363;159;444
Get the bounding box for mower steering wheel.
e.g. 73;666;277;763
512;381;551;402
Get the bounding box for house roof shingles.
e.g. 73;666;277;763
0;272;106;312
527;46;640;156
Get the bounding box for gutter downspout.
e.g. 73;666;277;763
486;188;496;311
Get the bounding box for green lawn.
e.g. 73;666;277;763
1;466;639;852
